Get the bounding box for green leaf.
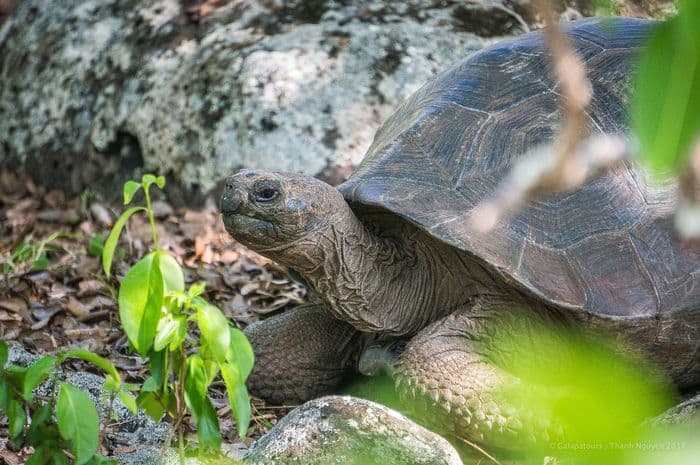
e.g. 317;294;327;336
219;362;251;438
156;250;184;293
56;383;100;465
25;450;43;465
185;355;210;396
118;252;164;356
633;13;700;175
61;349;120;384
123;181;142;205
204;357;220;387
227;327;255;379
184;355;221;449
170;316;188;351
102;206;146;278
103;374;120;393
147;349;166;389
51;452;71;465
32;253;50;270
136;391;165;421
0;340;8;367
87;234;104;257
8;398;26;440
27;402;53;444
118;390;138;414
23;356;56;401
0;378;9;412
166;291;189;312
141;174;161;189
188;281;206;297
26;448;50;465
153;316;181;352
196;303;231;364
194;396;221;450
4;364;28;386
141;376;159;393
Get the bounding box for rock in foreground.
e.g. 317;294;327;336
245;395;463;465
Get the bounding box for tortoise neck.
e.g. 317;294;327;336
267;205;482;336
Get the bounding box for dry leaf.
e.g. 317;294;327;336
66;296;90;318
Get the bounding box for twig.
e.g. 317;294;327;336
467;2;700;239
469;0;593;232
159;415;185;463
469;135;633;232
492;3;530;33
465;0;530;33
674;137;700;239
457;435;504;465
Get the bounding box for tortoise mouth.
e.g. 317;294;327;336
222;212;272;235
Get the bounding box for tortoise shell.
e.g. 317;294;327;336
339;17;700;319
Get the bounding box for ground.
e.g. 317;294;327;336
0;172;304;460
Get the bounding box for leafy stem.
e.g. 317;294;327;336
143;179;159;247
106;174;254;459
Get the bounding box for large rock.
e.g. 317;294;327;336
245;395;464;465
0;0;513;202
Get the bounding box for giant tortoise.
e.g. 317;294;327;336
219;17;700;450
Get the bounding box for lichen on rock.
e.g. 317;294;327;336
1;0;495;201
245;395;464;465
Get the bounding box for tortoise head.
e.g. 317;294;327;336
220;169;347;254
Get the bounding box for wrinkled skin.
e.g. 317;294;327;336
221;169;495;337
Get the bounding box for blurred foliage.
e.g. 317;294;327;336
343;315;688;465
633;0;700;175
343;375;404;412
2;232;62;274
490;316;676;464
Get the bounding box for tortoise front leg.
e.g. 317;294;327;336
395;297;565;451
244;302;366;405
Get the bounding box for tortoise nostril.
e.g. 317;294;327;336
220;180;245;214
220;193;243;214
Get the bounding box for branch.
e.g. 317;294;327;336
468;0;594;232
675;137;700;239
468;134;633;232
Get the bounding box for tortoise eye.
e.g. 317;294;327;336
255;187;279;202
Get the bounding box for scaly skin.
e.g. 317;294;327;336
394;298;565;449
244;302;365;404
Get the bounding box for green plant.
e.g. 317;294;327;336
0;341;133;465
490;317;674;464
2;232;63;274
87;234;105;258
102;174;253;457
